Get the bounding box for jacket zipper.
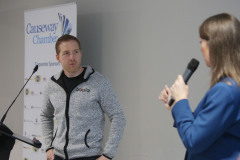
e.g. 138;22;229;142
51;68;95;159
63;93;70;159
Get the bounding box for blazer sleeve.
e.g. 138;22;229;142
172;83;239;154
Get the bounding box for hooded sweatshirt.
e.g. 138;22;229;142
40;65;126;159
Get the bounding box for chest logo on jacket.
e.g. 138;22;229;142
76;88;90;92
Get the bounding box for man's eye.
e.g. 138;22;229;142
74;50;79;54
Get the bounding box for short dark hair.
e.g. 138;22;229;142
55;34;81;54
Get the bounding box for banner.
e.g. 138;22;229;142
23;3;77;159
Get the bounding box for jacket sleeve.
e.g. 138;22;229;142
40;82;55;151
172;83;239;154
99;77;126;159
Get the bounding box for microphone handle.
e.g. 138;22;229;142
0;67;37;123
168;69;193;107
183;69;193;84
168;98;175;107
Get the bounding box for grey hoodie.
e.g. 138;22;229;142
40;65;126;159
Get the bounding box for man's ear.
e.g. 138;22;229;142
56;54;60;62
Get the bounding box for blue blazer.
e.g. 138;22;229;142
172;78;240;160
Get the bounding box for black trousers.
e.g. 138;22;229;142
54;155;101;160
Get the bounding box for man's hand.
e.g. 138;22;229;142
46;149;54;160
96;155;110;160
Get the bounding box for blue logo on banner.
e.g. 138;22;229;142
58;13;72;35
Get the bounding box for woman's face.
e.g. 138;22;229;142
200;38;211;67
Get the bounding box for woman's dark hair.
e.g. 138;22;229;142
199;13;240;87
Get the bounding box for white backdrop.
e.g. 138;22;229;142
23;3;77;160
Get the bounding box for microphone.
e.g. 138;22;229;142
168;58;199;107
0;65;38;124
0;65;42;149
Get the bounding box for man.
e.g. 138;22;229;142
40;34;126;160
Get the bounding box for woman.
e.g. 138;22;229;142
159;13;240;160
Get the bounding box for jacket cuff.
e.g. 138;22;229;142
103;154;112;159
46;147;54;152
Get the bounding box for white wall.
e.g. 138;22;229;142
0;0;240;160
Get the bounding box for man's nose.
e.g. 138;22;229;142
69;53;75;60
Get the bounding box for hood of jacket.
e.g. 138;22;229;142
52;65;95;81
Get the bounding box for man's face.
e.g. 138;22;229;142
56;40;82;77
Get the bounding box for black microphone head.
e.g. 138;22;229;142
33;65;38;73
187;58;199;72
